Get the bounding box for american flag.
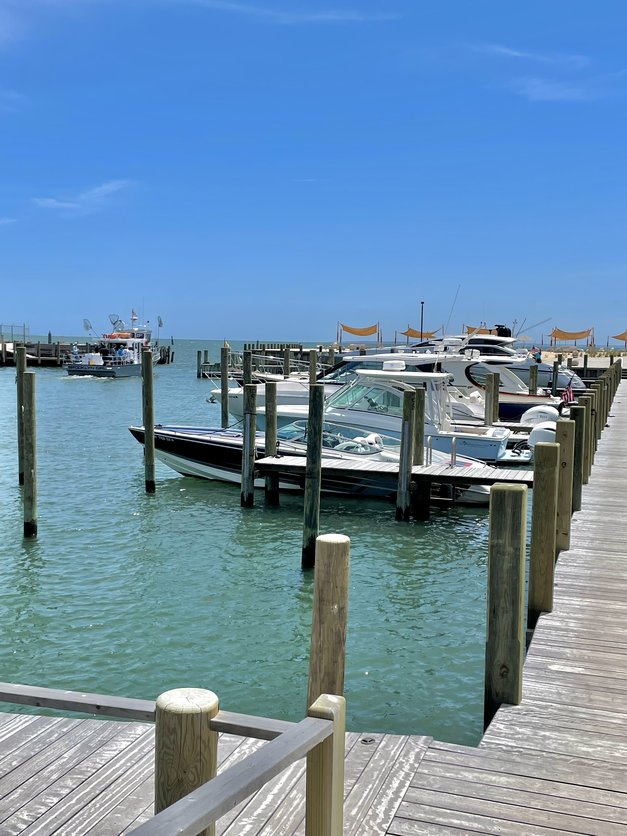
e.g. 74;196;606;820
561;382;575;404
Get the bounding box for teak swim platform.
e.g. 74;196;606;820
1;370;626;834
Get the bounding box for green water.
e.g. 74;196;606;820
0;340;490;744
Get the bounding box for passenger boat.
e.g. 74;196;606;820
65;312;155;378
128;420;493;504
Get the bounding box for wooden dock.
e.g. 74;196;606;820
1;379;626;834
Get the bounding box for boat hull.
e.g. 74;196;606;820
66;362;141;378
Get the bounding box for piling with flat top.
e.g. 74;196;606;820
396;389;416;521
484;376;495;427
578;394;592;482
142;350;156;493
283;346;291;379
413;387;425;466
555;420;575;553
307;533;350;708
570;405;585;512
567;356;573;369
582;353;588;375
16;345;26;485
155;688;219;836
588;388;599;453
528;363;538;395
328;346;336;367
22;372;37;538
241;384;257;507
491;372;500;423
484;484;527;729
264;380;279;504
220;346;229;429
527;443;559;629
196;350;202;378
243;350;253;385
551;360;559;396
309;349;318;385
302;384;325;568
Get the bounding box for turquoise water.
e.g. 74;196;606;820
0;339;491;744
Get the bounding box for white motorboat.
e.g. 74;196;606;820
254;369;535;465
128;419;493;504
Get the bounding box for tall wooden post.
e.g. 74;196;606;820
484;376;495;428
578;394;592;483
309;349;318;385
155;688;219;836
413;387;425;465
555;420;574;553
551;360;559;396
528;443;559;629
142;349;156;493
22;372;37;538
283;346;291;379
528;363;538;395
491;372;500;423
241;384;257;508
243;350;253;385
220;346;229;429
16;345;26;485
307;533;350;707
582;353;588;375
570;405;585;512
302;384;324;568
264;380;279;504
396;389;416;521
484;484;527;729
328;346;336;368
196;350;202;378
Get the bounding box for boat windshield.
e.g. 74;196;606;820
276;419;400;452
465;363;529;393
325;381;404;416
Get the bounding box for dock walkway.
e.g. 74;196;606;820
1;384;626;834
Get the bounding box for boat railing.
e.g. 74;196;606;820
201;350;330;380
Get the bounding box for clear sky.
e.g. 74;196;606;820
1;1;626;343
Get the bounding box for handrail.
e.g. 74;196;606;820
128;714;335;836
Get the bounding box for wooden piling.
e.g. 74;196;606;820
309;349;318;385
155;688;219;836
196;350;202;379
484;484;527;729
555;420;575;553
302;384;325;568
577;394;592;483
491;372;500;423
264;380;279;505
220;346;229;429
283;346;291;379
570;404;585;512
528;363;538;395
241;384;257;508
243;350;253;386
396;389;416;521
307;533;350;708
413;387;425;466
582;353;588;375
142;350;156;494
16;345;26;485
551;360;559;396
22;372;37;538
328;346;336;367
484;373;499;426
528;443;559;629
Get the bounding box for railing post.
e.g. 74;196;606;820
220;346;229;429
306;694;346;836
154;688;219;836
396;389;416;521
577;394;592;483
241;384;257;507
528;443;559;629
570;405;585;512
307;533;350;707
302;384;325;568
16;344;26;485
264;380;279;505
484;484;527;729
22;372;37;538
555;420;575;553
142;349;156;493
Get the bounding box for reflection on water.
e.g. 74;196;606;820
0;343;491;744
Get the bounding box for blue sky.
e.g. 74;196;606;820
1;1;626;343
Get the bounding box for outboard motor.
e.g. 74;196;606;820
528;421;557;449
519;405;560;426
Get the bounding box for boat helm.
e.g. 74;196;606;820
519;405;561;426
527;421;557;449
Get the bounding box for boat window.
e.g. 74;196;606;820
321;361;380;383
326;382;403;416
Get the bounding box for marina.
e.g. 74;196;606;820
0;355;624;832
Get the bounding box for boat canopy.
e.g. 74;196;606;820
550;327;593;341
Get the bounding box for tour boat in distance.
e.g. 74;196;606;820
65;312;156;378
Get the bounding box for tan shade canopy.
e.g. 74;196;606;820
551;327;593;340
339;322;379;337
401;327;438;339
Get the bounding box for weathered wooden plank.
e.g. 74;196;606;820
0;683;155;722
